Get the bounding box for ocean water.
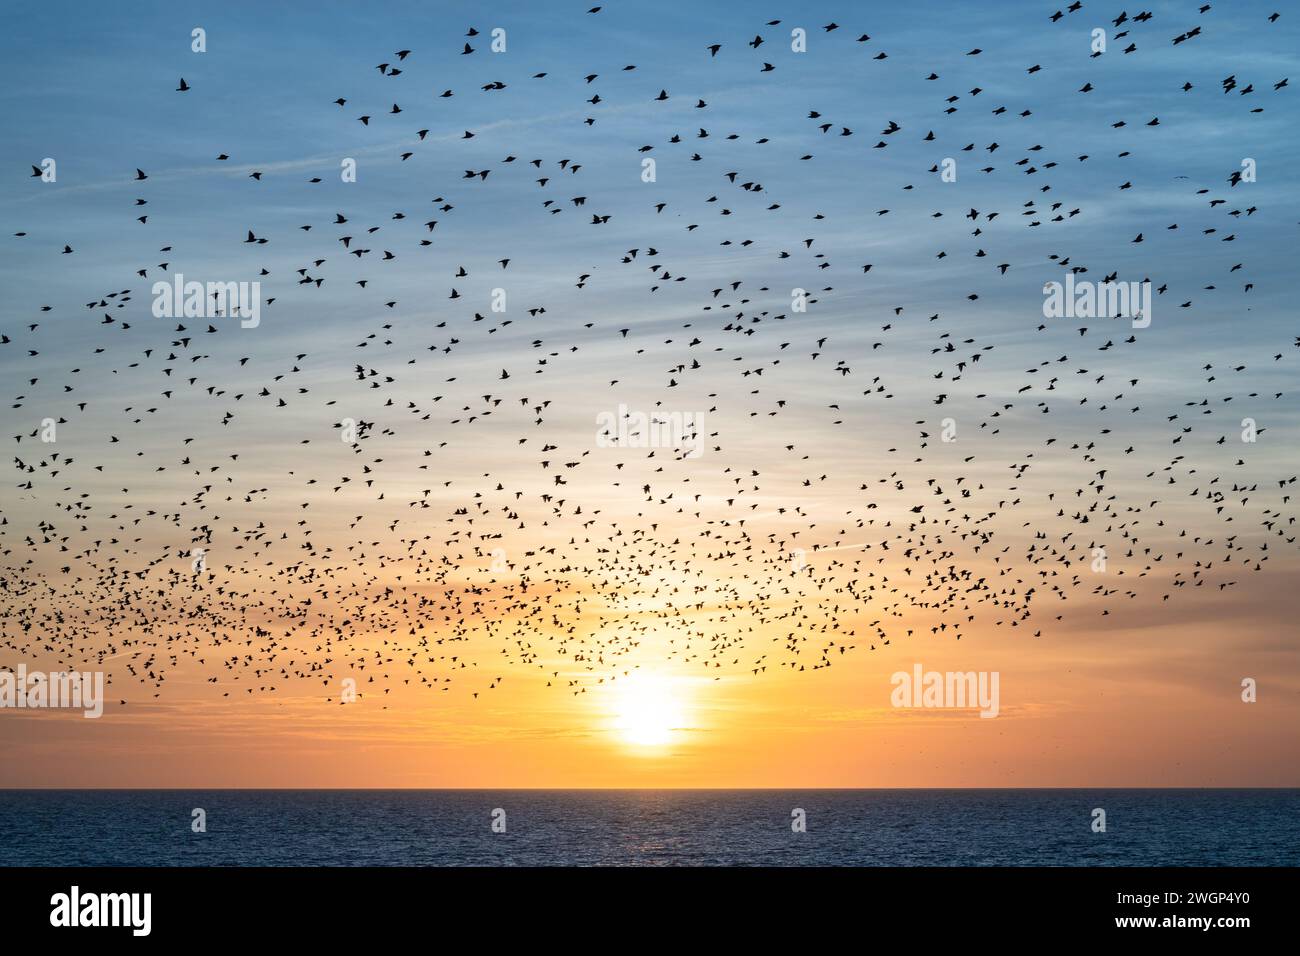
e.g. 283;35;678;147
2;789;1295;866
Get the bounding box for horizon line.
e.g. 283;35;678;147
4;786;1298;792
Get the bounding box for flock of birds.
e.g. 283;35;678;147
2;4;1296;712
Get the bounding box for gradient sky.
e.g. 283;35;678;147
1;0;1297;787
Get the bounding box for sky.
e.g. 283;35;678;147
0;0;1297;787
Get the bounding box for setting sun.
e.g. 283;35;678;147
611;674;687;747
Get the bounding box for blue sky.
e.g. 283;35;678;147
4;0;1297;572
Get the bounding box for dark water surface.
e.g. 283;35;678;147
2;789;1295;866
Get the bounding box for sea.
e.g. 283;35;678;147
2;789;1296;866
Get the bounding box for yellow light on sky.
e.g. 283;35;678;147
609;672;690;749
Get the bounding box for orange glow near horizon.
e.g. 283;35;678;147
3;559;1297;789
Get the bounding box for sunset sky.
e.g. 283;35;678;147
1;0;1297;787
